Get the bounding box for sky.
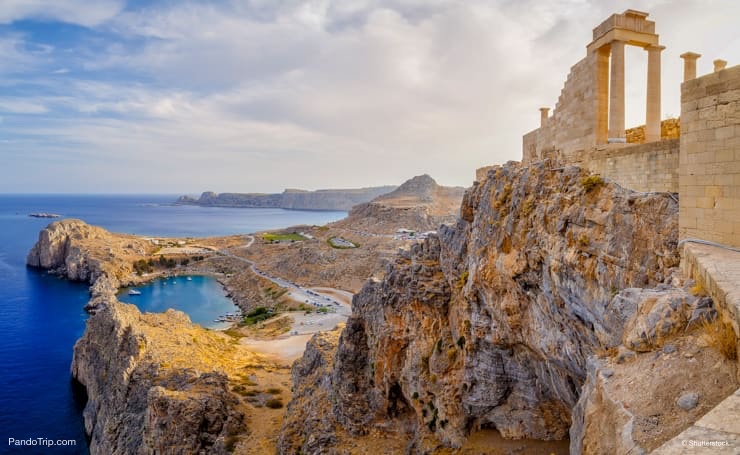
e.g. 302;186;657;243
0;0;738;194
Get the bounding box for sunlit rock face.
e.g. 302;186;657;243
281;161;682;452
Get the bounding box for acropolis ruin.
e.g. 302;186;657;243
521;9;740;249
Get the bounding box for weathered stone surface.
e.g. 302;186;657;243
282;161;683;451
71;288;247;455
277;329;342;454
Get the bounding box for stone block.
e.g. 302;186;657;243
716;125;736;140
705;186;724;198
699;106;718;120
698;95;719;109
718;89;740;103
716;149;735;162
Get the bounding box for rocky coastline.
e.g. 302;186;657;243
26;162;739;454
177;185;397;211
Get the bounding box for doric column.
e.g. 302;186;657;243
714;59;727;72
595;46;610;144
680;52;701;81
645;45;665;142
539;107;550;127
608;40;626;141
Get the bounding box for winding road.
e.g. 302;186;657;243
219;235;352;314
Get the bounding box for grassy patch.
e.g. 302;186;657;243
701;318;738;360
581;175;605;193
261;232;307;242
689;283;707;297
327;237;359;249
242;307;275;325
457;270;469;289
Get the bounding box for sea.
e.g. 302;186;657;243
0;195;345;454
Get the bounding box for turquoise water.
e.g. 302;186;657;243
0;194;346;453
119;275;238;330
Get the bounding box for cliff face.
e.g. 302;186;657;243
177;186;397;211
28;221;288;454
281;161;685;452
26;218;150;287
71;288;248;455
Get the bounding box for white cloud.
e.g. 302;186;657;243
0;0;123;26
1;0;739;193
0;99;48;114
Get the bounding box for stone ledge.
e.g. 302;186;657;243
681;242;740;331
652;390;740;454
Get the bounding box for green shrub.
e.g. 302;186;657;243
581;175;605;193
457;336;466;349
457;270;469;288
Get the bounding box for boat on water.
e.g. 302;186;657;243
128;289;142;296
186;276;193;281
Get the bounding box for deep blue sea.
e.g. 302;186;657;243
0;195;345;454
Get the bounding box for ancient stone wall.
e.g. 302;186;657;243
587;139;679;192
522;53;598;164
679;64;740;247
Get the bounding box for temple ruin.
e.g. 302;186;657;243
520;9;740;249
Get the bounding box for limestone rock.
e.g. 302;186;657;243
277;328;342;454
283;161;682;450
677;393;699;411
71;287;248;454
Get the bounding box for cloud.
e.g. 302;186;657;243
0;99;48;114
1;0;739;193
0;0;123;27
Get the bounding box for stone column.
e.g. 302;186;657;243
595;46;610;144
608;40;626;142
714;59;727;72
539;107;550;127
680;52;701;82
645;45;665;142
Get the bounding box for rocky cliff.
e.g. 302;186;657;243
71;287;250;455
26;218;150;286
177;185;397;211
28;221;291;454
279;161;737;453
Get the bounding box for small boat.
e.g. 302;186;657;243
186;277;193;281
128;290;142;296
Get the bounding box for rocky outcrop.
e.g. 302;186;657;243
334;175;465;233
277;329;342;453
281;161;689;452
27;220;286;455
71;285;249;454
26;219;150;288
177;185;397;211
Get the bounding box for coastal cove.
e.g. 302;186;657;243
119;275;239;330
0;195;346;454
